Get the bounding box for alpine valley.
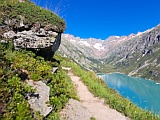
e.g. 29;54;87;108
57;24;160;82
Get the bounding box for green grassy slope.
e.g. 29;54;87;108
0;42;78;119
0;0;65;32
0;1;72;119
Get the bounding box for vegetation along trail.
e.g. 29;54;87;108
61;69;130;120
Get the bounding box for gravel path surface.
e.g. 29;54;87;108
60;71;130;120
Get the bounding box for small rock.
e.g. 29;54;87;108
52;67;58;73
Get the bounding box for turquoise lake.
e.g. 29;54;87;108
97;73;160;114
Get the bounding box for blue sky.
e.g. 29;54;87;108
31;0;160;40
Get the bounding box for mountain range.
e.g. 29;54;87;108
57;24;160;82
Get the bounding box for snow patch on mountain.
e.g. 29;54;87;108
70;39;76;42
110;39;117;42
115;36;120;38
79;41;90;47
94;43;104;51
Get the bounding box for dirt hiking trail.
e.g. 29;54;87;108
60;70;130;120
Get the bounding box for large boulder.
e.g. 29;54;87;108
26;80;52;117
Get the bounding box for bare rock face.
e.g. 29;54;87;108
26;80;52;117
1;19;62;59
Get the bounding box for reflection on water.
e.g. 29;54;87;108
98;73;160;114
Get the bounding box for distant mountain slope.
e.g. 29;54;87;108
57;24;160;82
102;24;160;82
57;33;137;71
57;34;104;72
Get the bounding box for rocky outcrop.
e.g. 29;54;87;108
0;0;65;59
1;21;62;59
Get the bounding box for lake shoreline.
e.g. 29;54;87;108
97;72;158;83
97;73;160;114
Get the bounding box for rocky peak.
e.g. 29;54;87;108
105;36;120;41
61;32;142;58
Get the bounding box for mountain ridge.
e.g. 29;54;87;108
61;25;156;58
58;24;160;82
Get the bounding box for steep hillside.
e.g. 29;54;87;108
0;0;77;119
0;42;78;119
102;24;160;82
57;34;106;72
